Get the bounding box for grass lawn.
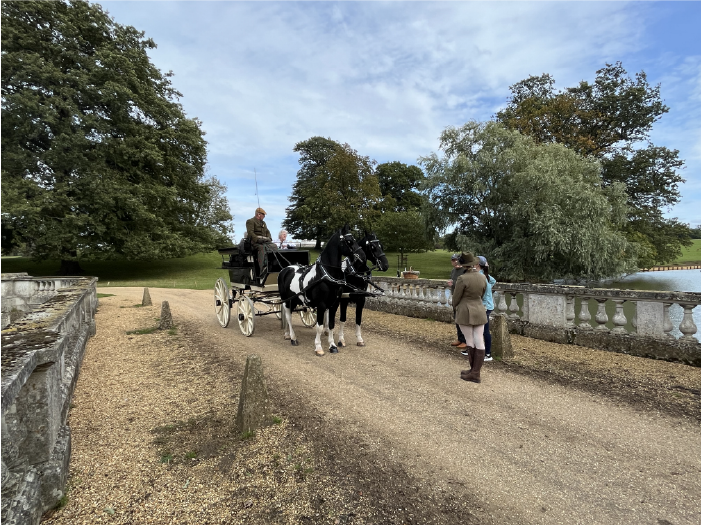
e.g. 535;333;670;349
3;242;699;290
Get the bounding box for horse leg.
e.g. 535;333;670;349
355;297;365;347
314;308;326;356
337;299;348;347
323;310;330;336
283;302;298;345
327;303;338;353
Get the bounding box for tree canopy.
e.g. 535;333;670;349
1;0;232;272
496;62;690;267
420;121;638;282
374;209;433;258
283;137;383;247
375;161;424;212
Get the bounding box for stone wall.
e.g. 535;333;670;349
364;277;701;366
1;274;98;524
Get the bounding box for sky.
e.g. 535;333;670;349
98;1;701;241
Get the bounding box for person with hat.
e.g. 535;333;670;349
477;255;497;361
447;253;468;349
452;252;488;383
245;207;276;278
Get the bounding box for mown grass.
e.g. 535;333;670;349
3;241;699;290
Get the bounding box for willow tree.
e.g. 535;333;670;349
420;121;638;282
1;0;232;273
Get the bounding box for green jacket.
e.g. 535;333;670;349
452;270;488;326
246;217;271;244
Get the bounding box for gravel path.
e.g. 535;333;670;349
44;287;701;525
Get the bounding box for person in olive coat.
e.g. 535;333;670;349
245;207;276;277
452;252;488;383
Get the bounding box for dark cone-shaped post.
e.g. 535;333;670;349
142;287;152;306
236;355;271;434
491;313;513;359
159;301;173;329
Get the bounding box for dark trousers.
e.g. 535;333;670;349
254;242;277;273
454;309;466;343
484;309;492;354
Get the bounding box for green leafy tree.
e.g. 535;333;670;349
496;62;690;266
283;138;384;247
420;121;638;282
374;210;433;267
1;0;232;273
376;161;424;212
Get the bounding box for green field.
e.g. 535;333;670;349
3;241;700;289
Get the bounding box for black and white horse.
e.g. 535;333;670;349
278;225;366;356
331;232;389;347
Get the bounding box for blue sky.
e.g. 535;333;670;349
98;1;701;240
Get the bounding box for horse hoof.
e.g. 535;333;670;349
337;340;345;347
290;340;299;346
315;350;325;356
357;342;365;347
329;345;339;354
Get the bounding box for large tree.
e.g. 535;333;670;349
283;138;384;248
420;121;638;282
375;161;424;212
1;0;232;273
496;62;690;267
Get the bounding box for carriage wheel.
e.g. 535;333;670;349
300;307;317;328
272;302;283;319
237;296;256;336
214;278;231;328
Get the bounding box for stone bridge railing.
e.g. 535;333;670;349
1;274;98;524
365;277;701;366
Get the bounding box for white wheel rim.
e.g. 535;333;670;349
214;278;230;328
300;307;316;327
238;296;255;336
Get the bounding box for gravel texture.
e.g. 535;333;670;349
43;287;701;525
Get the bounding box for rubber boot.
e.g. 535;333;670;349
460;346;475;378
462;348;485;383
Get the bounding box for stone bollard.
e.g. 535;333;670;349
490;313;513;359
159;301;173;329
142;287;152;306
235;355;271;435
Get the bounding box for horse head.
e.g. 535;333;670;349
320;224;366;269
360;231;389;272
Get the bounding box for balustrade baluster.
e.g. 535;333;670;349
508;293;519;319
521;293;529;322
663;303;674;339
679;303;698;341
611;299;627;334
565;295;575;327
497;291;508;314
578;297;592;329
594;299;609;330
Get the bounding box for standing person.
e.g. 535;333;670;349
447;253;468;349
245;208;276;276
452;252;488;383
477;255;497;362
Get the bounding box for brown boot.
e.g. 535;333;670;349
460;347;475;379
462;348;485;383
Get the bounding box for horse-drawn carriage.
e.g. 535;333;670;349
213;226;389;355
214;240;317;336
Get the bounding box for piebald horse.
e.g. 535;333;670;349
328;232;389;347
278;225;366;356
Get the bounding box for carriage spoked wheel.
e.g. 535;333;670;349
271;302;282;319
237;296;256;336
300;307;317;328
214;277;231;328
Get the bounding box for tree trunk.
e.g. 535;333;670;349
59;259;84;275
315;238;322;250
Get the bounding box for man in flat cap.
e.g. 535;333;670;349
246;207;276;278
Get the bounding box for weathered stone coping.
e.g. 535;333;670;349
1;275;97;524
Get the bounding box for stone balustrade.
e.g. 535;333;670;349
1;274;98;524
365;277;701;366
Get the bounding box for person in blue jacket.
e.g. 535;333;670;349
477;256;497;361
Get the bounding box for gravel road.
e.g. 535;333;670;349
45;287;701;525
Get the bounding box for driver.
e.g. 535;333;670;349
245;207;277;277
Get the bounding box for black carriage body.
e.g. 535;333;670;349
218;245;310;288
